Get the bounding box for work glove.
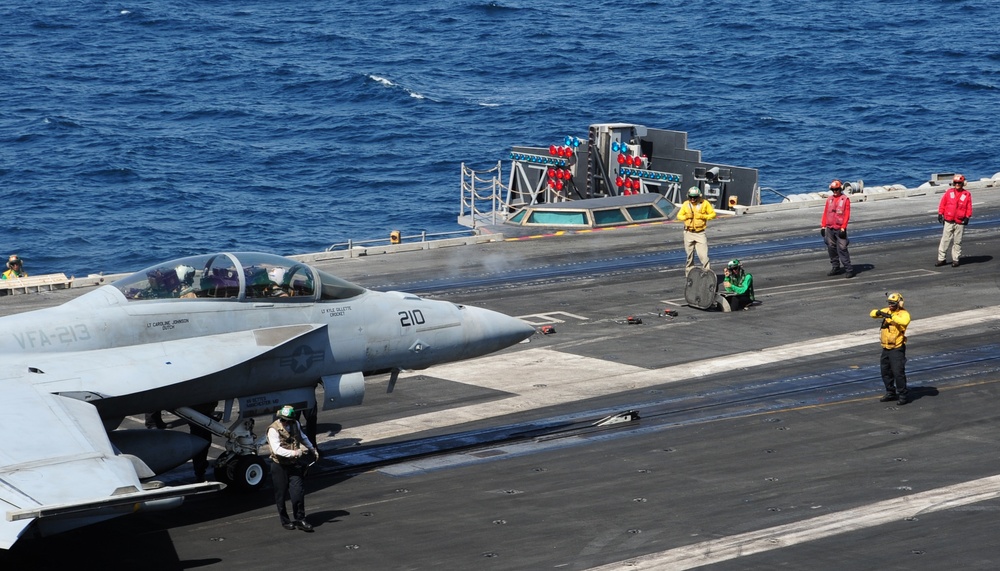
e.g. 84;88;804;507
961;217;970;225
937;214;944;224
838;229;847;239
875;310;891;319
820;228;826;237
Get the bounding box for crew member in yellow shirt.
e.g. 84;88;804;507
870;292;911;405
1;255;26;280
676;187;716;276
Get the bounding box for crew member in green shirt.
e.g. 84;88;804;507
720;259;754;311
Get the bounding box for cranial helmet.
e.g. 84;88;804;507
277;405;296;420
727;259;741;269
887;292;904;307
829;180;843;192
687;186;701;198
953;174;966;185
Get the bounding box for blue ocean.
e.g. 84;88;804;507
2;1;998;277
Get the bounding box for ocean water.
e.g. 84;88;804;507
2;0;998;277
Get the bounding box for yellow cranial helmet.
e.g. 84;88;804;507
887;292;903;306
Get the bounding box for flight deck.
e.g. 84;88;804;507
2;177;1000;570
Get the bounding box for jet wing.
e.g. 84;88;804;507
0;324;323;549
0;380;149;549
15;324;326;398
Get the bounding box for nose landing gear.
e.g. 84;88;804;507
174;408;269;492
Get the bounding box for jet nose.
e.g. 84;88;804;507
461;305;535;354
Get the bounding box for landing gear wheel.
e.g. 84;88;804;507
232;455;268;492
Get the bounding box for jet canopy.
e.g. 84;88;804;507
113;252;366;302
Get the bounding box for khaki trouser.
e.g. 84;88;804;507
938;221;965;262
683;230;710;275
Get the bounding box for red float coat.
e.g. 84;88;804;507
821;193;850;230
937;187;972;222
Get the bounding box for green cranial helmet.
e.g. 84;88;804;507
277;405;296;420
727;259;741;270
687;186;702;198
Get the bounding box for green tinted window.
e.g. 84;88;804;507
526;211;587;225
626;205;665;221
593;209;628;226
316;269;366;300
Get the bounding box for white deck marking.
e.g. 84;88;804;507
583;474;1000;570
516;311;590;325
334;306;1000;444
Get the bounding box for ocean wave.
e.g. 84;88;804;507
366;74;428;100
2;0;999;275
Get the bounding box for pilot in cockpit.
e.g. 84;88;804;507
176;265;197;298
145;268;183;299
246;266;288;298
143;265;200;299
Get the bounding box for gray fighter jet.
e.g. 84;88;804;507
0;252;535;549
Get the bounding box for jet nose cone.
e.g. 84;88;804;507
504;314;538;345
462;305;535;354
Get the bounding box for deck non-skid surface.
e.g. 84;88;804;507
3;186;1000;570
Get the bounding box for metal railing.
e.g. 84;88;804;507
459;161;510;228
325;229;479;252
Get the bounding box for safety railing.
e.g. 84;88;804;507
459;161;510;228
325;229;479;252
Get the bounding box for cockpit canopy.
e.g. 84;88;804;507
113;252;366;302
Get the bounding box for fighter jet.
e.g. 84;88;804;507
0;252;535;549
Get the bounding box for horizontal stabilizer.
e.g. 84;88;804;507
7;481;223;522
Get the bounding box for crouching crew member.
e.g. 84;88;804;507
268;405;319;531
870;292;911;405
721;259;754;311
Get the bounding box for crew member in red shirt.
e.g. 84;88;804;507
936;174;973;267
820;180;854;278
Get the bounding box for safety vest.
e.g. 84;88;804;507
268;419;306;465
874;308;910;349
678;199;716;232
938;188;972;222
821;194;850;230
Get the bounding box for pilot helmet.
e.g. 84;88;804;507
277;405;296;420
147;268;180;290
175;264;195;285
